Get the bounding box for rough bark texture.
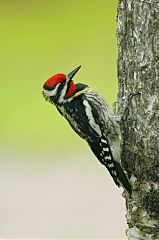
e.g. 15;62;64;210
117;0;159;239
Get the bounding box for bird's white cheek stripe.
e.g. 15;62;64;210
58;83;68;103
83;100;102;136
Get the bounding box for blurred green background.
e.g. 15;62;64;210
0;0;118;154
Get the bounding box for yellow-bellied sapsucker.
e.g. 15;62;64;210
42;66;132;195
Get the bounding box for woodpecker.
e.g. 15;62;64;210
42;66;132;195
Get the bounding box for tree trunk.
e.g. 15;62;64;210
117;0;159;239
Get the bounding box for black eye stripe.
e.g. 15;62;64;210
56;83;64;94
43;81;65;91
49;82;65;103
43;84;54;91
65;81;72;95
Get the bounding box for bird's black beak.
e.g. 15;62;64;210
68;65;81;81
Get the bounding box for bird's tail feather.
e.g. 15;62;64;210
114;161;132;196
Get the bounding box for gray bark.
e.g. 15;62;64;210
117;0;159;239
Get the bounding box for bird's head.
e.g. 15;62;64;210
42;66;87;105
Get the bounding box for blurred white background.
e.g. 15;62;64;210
0;151;127;239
